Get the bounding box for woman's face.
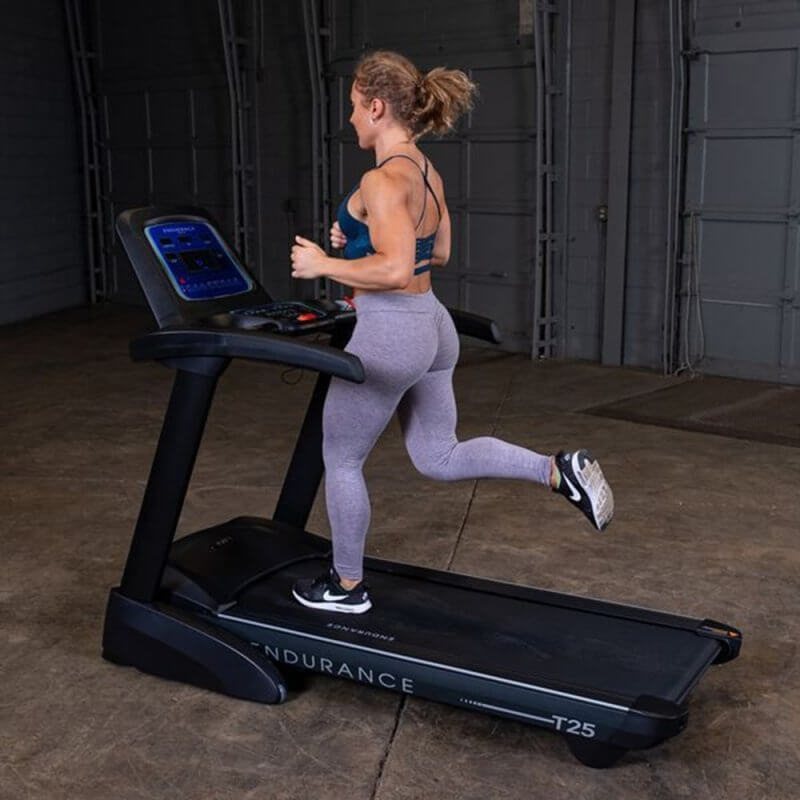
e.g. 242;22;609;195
349;83;375;149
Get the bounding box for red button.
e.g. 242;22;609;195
296;312;319;322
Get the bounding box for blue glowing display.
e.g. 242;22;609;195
145;221;253;301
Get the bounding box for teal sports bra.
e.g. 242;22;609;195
336;154;443;275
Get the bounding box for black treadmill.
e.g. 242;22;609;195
102;206;742;768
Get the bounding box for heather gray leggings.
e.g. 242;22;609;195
323;290;552;581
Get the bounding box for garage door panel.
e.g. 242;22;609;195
699;219;787;295
470;141;535;202
704;50;796;125
423;140;463;200
702;302;782;364
470;66;537;131
464;279;530;344
469;212;532;277
702;137;793;208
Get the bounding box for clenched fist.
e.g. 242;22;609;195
290;236;328;280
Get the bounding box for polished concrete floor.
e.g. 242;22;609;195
2;305;799;799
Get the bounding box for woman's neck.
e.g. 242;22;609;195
374;132;415;164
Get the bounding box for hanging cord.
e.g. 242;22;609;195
279;333;329;385
676;212;705;375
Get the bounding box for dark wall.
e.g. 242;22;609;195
0;0;85;324
564;0;673;368
97;0;312;305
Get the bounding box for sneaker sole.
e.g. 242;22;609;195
292;589;372;614
571;451;614;532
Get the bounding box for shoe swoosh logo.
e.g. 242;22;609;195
322;590;348;601
563;475;581;502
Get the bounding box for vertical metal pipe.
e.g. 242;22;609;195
73;0;107;299
531;3;545;358
219;0;241;252
311;0;331;248
601;0;637;366
663;0;678;375
559;0;573;358
64;0;96;303
302;0;321;250
227;0;250;264
672;0;689;372
252;0;265;282
93;0;109;276
102;92;118;296
310;0;332;297
462;71;473;311
543;7;555;357
302;0;322;298
327;0;336;57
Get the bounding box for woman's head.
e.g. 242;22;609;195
350;50;477;145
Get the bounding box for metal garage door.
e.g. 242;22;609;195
682;23;800;384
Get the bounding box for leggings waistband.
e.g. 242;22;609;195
353;289;439;314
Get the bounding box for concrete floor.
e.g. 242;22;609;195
2;305;799;799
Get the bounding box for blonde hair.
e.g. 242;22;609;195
353;50;477;140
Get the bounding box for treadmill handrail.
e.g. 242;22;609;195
446;307;503;344
130;327;365;383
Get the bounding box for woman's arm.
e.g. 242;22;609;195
291;170;417;291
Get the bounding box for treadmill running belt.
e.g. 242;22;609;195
235;557;720;706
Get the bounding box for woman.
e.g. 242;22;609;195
290;51;613;614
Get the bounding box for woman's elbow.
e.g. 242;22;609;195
386;263;413;290
389;273;412;290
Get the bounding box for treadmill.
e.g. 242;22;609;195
102;206;742;768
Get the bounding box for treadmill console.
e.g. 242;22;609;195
144;220;253;302
117;206;356;334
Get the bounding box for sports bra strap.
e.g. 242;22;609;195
376;154;443;231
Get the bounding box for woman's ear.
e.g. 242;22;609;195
371;98;386;121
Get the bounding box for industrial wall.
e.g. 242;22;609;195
6;0;800;384
566;0;800;381
564;0;673;368
0;1;85;325
97;0;313;306
681;0;800;383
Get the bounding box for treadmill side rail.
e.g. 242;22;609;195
102;589;287;704
697;619;743;664
216;612;688;754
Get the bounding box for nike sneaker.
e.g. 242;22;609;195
553;449;614;531
292;568;372;614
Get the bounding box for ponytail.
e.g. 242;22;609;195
411;67;477;138
353;51;478;140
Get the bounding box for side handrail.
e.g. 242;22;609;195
447;308;503;344
130;327;365;383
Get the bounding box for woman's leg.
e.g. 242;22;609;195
398;306;552;486
323;311;438;582
398;302;614;531
398;368;553;485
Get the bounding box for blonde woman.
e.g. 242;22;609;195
290;51;613;613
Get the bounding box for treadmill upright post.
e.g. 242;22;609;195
272;323;353;529
119;362;224;602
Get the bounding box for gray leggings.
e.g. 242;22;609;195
323;290;552;580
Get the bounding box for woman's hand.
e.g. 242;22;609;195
290;236;329;280
330;220;348;250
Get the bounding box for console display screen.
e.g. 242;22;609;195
180;249;219;272
144;221;253;301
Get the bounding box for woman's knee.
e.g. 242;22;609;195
406;442;458;481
